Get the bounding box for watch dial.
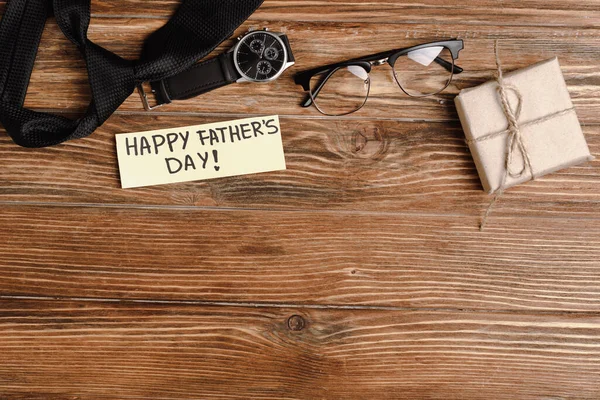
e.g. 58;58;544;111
264;47;279;61
235;32;286;81
249;39;265;54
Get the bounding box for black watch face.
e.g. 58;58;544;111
235;32;287;82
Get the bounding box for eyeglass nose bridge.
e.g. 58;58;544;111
370;58;389;66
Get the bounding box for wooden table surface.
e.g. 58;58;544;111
1;1;600;398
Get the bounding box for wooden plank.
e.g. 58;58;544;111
0;1;598;397
1;205;600;311
1;115;598;218
1;299;600;399
17;19;600;122
2;0;599;27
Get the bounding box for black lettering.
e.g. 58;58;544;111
215;127;227;143
152;135;166;155
213;150;220;172
197;152;209;169
184;155;196;171
166;133;179;152
265;118;280;135
229;125;242;143
180;131;190;150
209;129;220;146
197;130;210;146
240;123;252;139
251;121;264;137
139;136;152;155
165;157;183;174
126;137;138;156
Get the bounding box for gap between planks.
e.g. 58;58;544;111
3;295;600;317
2;200;600;222
23;109;600;125
84;14;599;29
25;108;476;124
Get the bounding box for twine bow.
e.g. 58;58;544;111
468;41;575;230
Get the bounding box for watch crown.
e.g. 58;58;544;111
263;27;269;31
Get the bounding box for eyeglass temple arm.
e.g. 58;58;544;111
301;69;338;108
302;96;313;108
302;58;463;108
435;57;463;74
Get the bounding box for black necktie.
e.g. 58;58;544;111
0;0;264;148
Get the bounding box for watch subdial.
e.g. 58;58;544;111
257;61;273;75
264;47;280;61
249;39;265;54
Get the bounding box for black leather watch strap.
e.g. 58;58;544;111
150;52;241;105
280;35;295;63
150;33;294;106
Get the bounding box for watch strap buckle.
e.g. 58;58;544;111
137;82;166;111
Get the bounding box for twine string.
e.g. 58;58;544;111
468;41;575;230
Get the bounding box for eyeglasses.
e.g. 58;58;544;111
294;39;464;116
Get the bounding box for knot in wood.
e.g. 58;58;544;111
287;315;306;331
351;126;388;160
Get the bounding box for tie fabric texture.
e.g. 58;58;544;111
0;0;264;148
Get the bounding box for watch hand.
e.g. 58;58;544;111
261;35;274;59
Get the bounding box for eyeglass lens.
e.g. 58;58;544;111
308;46;455;115
309;65;370;116
393;46;454;97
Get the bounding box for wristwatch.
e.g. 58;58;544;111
139;28;295;110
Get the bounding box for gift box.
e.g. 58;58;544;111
455;57;594;194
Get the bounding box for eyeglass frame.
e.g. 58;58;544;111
294;39;465;116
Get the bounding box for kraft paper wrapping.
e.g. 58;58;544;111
455;57;594;194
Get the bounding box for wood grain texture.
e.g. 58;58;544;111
1;0;600;397
2;0;598;27
18;19;600;122
1;299;600;400
1;205;599;312
1;115;598;217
